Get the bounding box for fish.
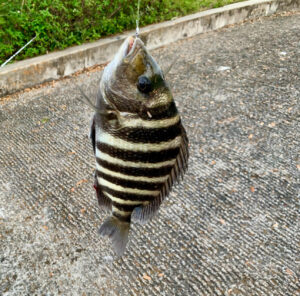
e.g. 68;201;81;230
89;36;189;256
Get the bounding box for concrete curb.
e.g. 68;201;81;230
0;0;299;97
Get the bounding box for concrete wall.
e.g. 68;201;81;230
0;0;299;97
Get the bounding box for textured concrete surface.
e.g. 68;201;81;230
0;12;299;296
1;0;299;97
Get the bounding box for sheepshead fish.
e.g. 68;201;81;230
90;36;189;255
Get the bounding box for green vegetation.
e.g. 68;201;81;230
0;0;243;65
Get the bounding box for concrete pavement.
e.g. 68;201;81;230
0;12;299;295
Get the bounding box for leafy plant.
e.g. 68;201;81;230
0;0;243;65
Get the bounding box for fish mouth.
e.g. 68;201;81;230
124;36;144;58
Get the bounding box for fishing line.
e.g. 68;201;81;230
135;0;141;37
1;35;37;68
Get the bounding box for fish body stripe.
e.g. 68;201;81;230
140;101;178;120
104;192;146;206
110;120;182;144
98;177;160;196
112;201;140;212
97;170;164;191
96;158;173;177
96;150;176;168
113;211;131;222
120;114;180;128
113;123;182;144
96;162;169;182
112;206;131;216
97;143;180;163
97;128;182;152
101;185;156;201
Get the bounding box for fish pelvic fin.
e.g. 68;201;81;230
99;216;130;256
94;173;112;211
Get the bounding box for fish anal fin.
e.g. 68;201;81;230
131;197;162;224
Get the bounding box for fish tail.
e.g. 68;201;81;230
98;216;130;256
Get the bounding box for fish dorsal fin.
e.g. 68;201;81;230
132;125;189;223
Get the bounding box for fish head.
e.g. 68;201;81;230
100;36;174;118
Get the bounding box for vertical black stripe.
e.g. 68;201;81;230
96;170;164;190
112;202;138;212
139;101;178;120
113;212;131;222
96;158;173;177
97;143;180;163
110;120;182;144
100;185;156;202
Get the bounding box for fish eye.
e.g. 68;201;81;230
137;76;152;93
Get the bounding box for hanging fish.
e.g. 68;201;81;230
90;36;189;255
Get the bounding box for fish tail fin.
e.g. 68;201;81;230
98;216;130;256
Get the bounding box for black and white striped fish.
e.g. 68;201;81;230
90;36;189;255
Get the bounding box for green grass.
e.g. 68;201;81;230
0;0;244;65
